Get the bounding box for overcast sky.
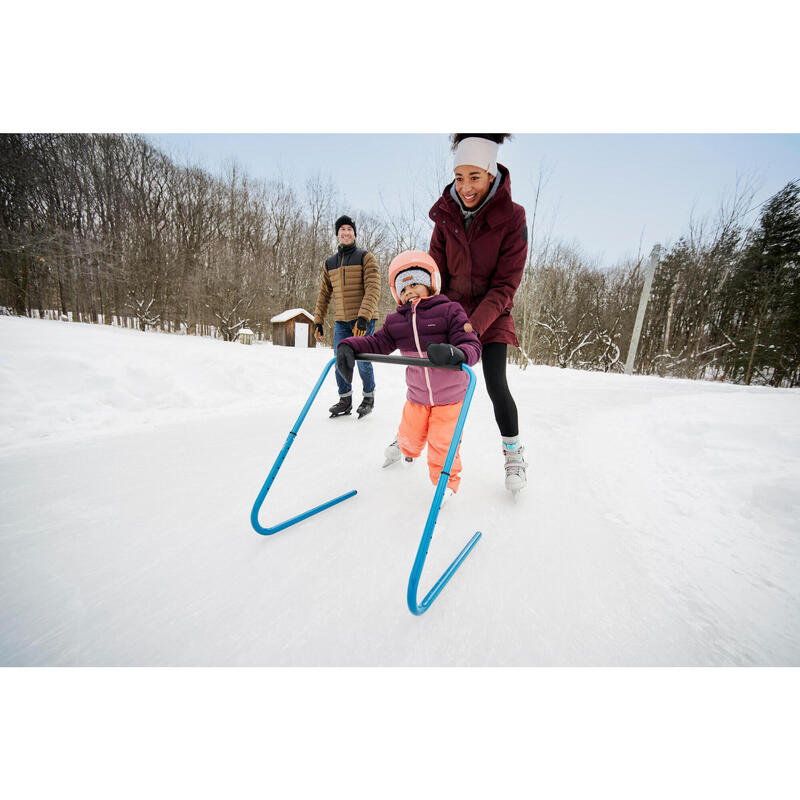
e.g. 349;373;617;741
149;133;800;267
7;4;799;269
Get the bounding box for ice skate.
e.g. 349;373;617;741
382;440;401;467
440;487;456;510
328;395;352;418
503;442;527;495
356;395;374;419
382;440;414;468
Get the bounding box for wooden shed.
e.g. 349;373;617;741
270;308;315;348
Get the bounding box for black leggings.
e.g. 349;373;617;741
480;342;518;437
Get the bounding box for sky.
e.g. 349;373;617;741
149;133;800;266
6;3;799;271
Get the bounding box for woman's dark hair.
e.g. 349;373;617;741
450;133;511;151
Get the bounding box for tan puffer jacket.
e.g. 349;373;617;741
313;243;381;324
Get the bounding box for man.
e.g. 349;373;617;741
313;215;381;418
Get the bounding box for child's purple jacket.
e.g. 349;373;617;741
340;294;482;406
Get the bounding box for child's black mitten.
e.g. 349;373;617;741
426;342;465;366
336;342;356;382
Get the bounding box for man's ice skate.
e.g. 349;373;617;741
356;395;374;419
328;395;352;417
503;443;527;495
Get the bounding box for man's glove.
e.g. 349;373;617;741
426;342;465;367
352;317;368;336
336;343;356;384
314;324;324;343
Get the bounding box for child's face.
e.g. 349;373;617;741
400;282;431;303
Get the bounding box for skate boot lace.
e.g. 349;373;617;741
503;445;527;476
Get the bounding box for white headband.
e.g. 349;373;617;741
453;137;499;176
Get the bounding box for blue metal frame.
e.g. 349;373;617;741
406;364;481;615
250;354;482;615
250;358;357;535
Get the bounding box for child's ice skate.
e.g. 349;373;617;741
382;440;414;468
440;487;456;510
383;440;401;467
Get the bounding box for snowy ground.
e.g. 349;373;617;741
1;315;799;666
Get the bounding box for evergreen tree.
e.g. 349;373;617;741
726;181;800;385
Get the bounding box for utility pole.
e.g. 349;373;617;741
624;244;661;375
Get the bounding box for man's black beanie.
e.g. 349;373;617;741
335;215;356;237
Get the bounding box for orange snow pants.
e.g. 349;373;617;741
397;400;464;492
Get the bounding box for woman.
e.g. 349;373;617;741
428;133;529;493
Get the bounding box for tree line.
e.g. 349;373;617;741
514;178;800;386
1;133;798;386
0;133;401;341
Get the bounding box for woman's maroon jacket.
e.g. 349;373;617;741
428;163;528;347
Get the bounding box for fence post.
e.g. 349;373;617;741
624;244;661;375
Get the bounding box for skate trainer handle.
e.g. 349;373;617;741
354;353;463;370
250;356;481;616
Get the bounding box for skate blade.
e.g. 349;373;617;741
383;454;412;467
329;411;352;418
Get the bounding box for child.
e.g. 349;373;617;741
336;250;482;495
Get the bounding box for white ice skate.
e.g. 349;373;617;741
440;487;456;510
382;440;401;467
383;440;414;468
503;443;528;495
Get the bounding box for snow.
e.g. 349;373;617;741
1;314;799;667
269;307;313;323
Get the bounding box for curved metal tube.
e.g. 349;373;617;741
250;353;482;615
250;357;357;535
405;363;482;615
